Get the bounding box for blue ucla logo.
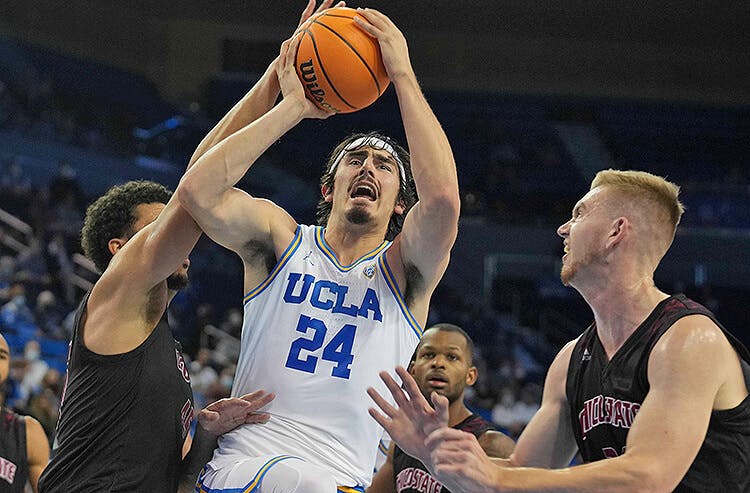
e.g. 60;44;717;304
283;273;383;322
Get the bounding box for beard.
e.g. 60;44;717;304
560;261;575;286
345;207;372;225
560;247;601;286
166;271;189;291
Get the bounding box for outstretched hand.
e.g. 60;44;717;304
367;366;449;465
197;390;275;437
353;8;414;83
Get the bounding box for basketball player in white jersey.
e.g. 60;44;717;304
177;5;459;492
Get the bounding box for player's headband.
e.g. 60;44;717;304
328;136;406;190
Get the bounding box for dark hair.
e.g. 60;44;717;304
415;323;475;364
316;132;417;241
81;180;172;272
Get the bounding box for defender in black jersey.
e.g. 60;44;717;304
0;333;49;492
371;170;750;493
37;81;281;491
566;294;750;491
367;324;514;493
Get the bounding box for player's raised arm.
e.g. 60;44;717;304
89;1;343;311
186;0;342;167
354;9;460;284
177;34;331;258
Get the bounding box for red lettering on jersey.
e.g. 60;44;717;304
396;467;443;493
395;467;444;493
180;399;194;439
0;457;17;484
579;395;641;435
175;349;191;383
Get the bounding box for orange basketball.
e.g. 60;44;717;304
295;7;390;114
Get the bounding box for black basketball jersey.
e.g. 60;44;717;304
0;407;28;493
392;413;494;493
38;290;194;493
566;294;750;492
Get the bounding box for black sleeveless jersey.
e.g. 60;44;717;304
566;294;750;492
392;413;494;493
39;290;194;493
0;407;28;493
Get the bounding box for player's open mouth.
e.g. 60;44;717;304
350;183;377;201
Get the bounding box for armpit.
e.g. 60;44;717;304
403;262;424;307
243;239;277;275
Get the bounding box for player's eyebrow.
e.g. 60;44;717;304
345;149;397;166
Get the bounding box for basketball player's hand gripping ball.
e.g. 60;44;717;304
294;6;390;113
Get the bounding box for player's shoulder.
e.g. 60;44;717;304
657;314;725;349
553;336;582;368
23;415;45;435
651;314;730;364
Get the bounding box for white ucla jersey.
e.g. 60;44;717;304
210;225;422;487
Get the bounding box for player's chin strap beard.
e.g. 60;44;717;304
329;136;406;191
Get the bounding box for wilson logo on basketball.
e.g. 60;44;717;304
298;59;340;113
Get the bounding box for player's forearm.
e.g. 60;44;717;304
489;455;670;493
392;72;459;214
178;98;305;210
187;60;280;168
177;426;219;493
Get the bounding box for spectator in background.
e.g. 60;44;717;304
1;281;35;330
26;367;63;438
491;383;541;438
190;348;219;399
15;237;49;289
48;161;85;210
0;157;32;196
34;290;65;340
17;340;49;404
0;333;50;493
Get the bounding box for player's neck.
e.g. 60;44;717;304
448;399;473;428
323;222;388;265
586;279;669;359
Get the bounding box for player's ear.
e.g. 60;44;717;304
393;200;405;215
322;184;333;203
606;216;628;249
108;237;126;256
466;366;478;386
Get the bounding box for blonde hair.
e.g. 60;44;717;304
592;170;685;255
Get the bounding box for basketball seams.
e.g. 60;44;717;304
319;13;357;20
311;18;383;95
307;29;357;111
